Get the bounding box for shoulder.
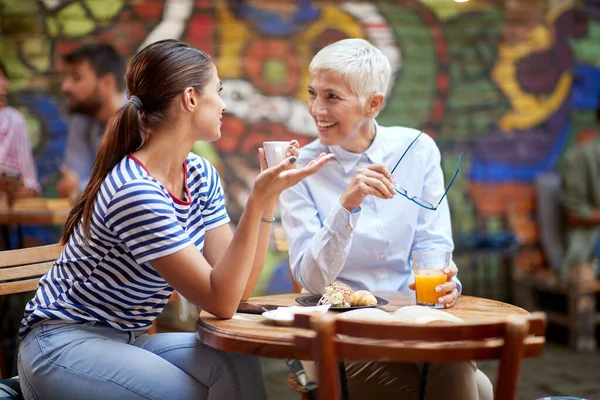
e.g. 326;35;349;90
186;152;220;181
0;107;26;125
104;157;167;200
296;138;327;167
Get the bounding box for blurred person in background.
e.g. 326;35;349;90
56;43;125;200
561;105;600;283
0;60;40;204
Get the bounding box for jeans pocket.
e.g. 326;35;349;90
37;321;95;339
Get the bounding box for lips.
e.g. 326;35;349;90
317;121;338;129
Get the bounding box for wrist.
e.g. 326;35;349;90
340;193;361;212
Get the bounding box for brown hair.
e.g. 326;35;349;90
61;39;214;244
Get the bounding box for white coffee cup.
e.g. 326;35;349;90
263;141;290;167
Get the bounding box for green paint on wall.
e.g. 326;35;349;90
192;142;221;167
85;0;124;22
46;16;59;37
376;1;436;128
57;3;96;37
21;37;51;73
572;20;600;69
263;60;287;85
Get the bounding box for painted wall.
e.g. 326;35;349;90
2;0;600;293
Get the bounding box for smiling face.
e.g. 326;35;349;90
307;69;379;151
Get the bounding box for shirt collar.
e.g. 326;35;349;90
328;121;385;173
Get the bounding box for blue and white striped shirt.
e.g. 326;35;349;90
20;153;229;338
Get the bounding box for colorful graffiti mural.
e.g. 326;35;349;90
2;0;600;293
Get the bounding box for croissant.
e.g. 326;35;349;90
351;290;377;306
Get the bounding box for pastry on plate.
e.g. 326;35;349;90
350;290;377;306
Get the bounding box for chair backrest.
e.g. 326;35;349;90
535;172;565;272
295;312;546;400
0;244;62;296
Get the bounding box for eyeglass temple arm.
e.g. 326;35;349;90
390;130;424;175
435;153;463;208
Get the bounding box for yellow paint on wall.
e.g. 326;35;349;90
419;0;495;20
492;19;572;131
297;5;365;102
214;0;250;78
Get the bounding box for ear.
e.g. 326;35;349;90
364;92;385;118
181;87;197;112
99;74;118;95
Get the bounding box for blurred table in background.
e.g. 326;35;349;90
0;198;72;249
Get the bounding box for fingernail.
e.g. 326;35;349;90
289;146;294;149
444;268;450;274
438;297;444;303
289;157;297;163
435;286;442;293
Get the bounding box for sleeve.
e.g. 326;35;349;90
409;138;462;293
561;149;592;217
199;159;230;230
14;113;40;192
63;116;94;190
280;180;360;294
104;180;191;265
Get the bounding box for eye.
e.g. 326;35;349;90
328;94;340;100
308;89;315;97
218;86;223;95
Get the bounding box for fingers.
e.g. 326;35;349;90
284;153;334;182
354;169;395;199
443;265;458;280
439;288;459;308
435;280;456;295
435;280;458;308
257;148;268;171
364;164;393;181
408;282;416;290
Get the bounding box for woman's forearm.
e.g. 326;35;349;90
241;195;278;300
209;194;267;315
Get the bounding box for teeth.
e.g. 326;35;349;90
317;121;337;128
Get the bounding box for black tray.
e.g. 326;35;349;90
295;294;389;311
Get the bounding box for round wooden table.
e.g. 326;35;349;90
196;292;529;360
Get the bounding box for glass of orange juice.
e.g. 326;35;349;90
411;250;450;308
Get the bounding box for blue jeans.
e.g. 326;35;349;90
18;321;266;400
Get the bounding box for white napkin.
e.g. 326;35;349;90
265;304;330;321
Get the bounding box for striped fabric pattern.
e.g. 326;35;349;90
19;153;229;338
0;107;40;192
0;376;21;399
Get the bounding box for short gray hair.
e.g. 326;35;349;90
309;38;392;104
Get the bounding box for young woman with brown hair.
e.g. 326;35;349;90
17;39;333;400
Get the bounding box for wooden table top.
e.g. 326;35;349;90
0;199;72;226
196;292;530;360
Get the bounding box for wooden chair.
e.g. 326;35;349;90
0;244;62;378
294;312;547;400
0;244;167;378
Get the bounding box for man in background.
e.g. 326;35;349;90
561;106;600;284
57;43;125;199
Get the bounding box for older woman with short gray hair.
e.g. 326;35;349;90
280;38;493;400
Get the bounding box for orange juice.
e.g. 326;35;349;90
414;269;447;306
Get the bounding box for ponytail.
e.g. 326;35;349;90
61;102;143;244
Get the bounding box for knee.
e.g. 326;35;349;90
476;369;493;400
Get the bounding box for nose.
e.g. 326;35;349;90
309;96;325;116
60;78;71;93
